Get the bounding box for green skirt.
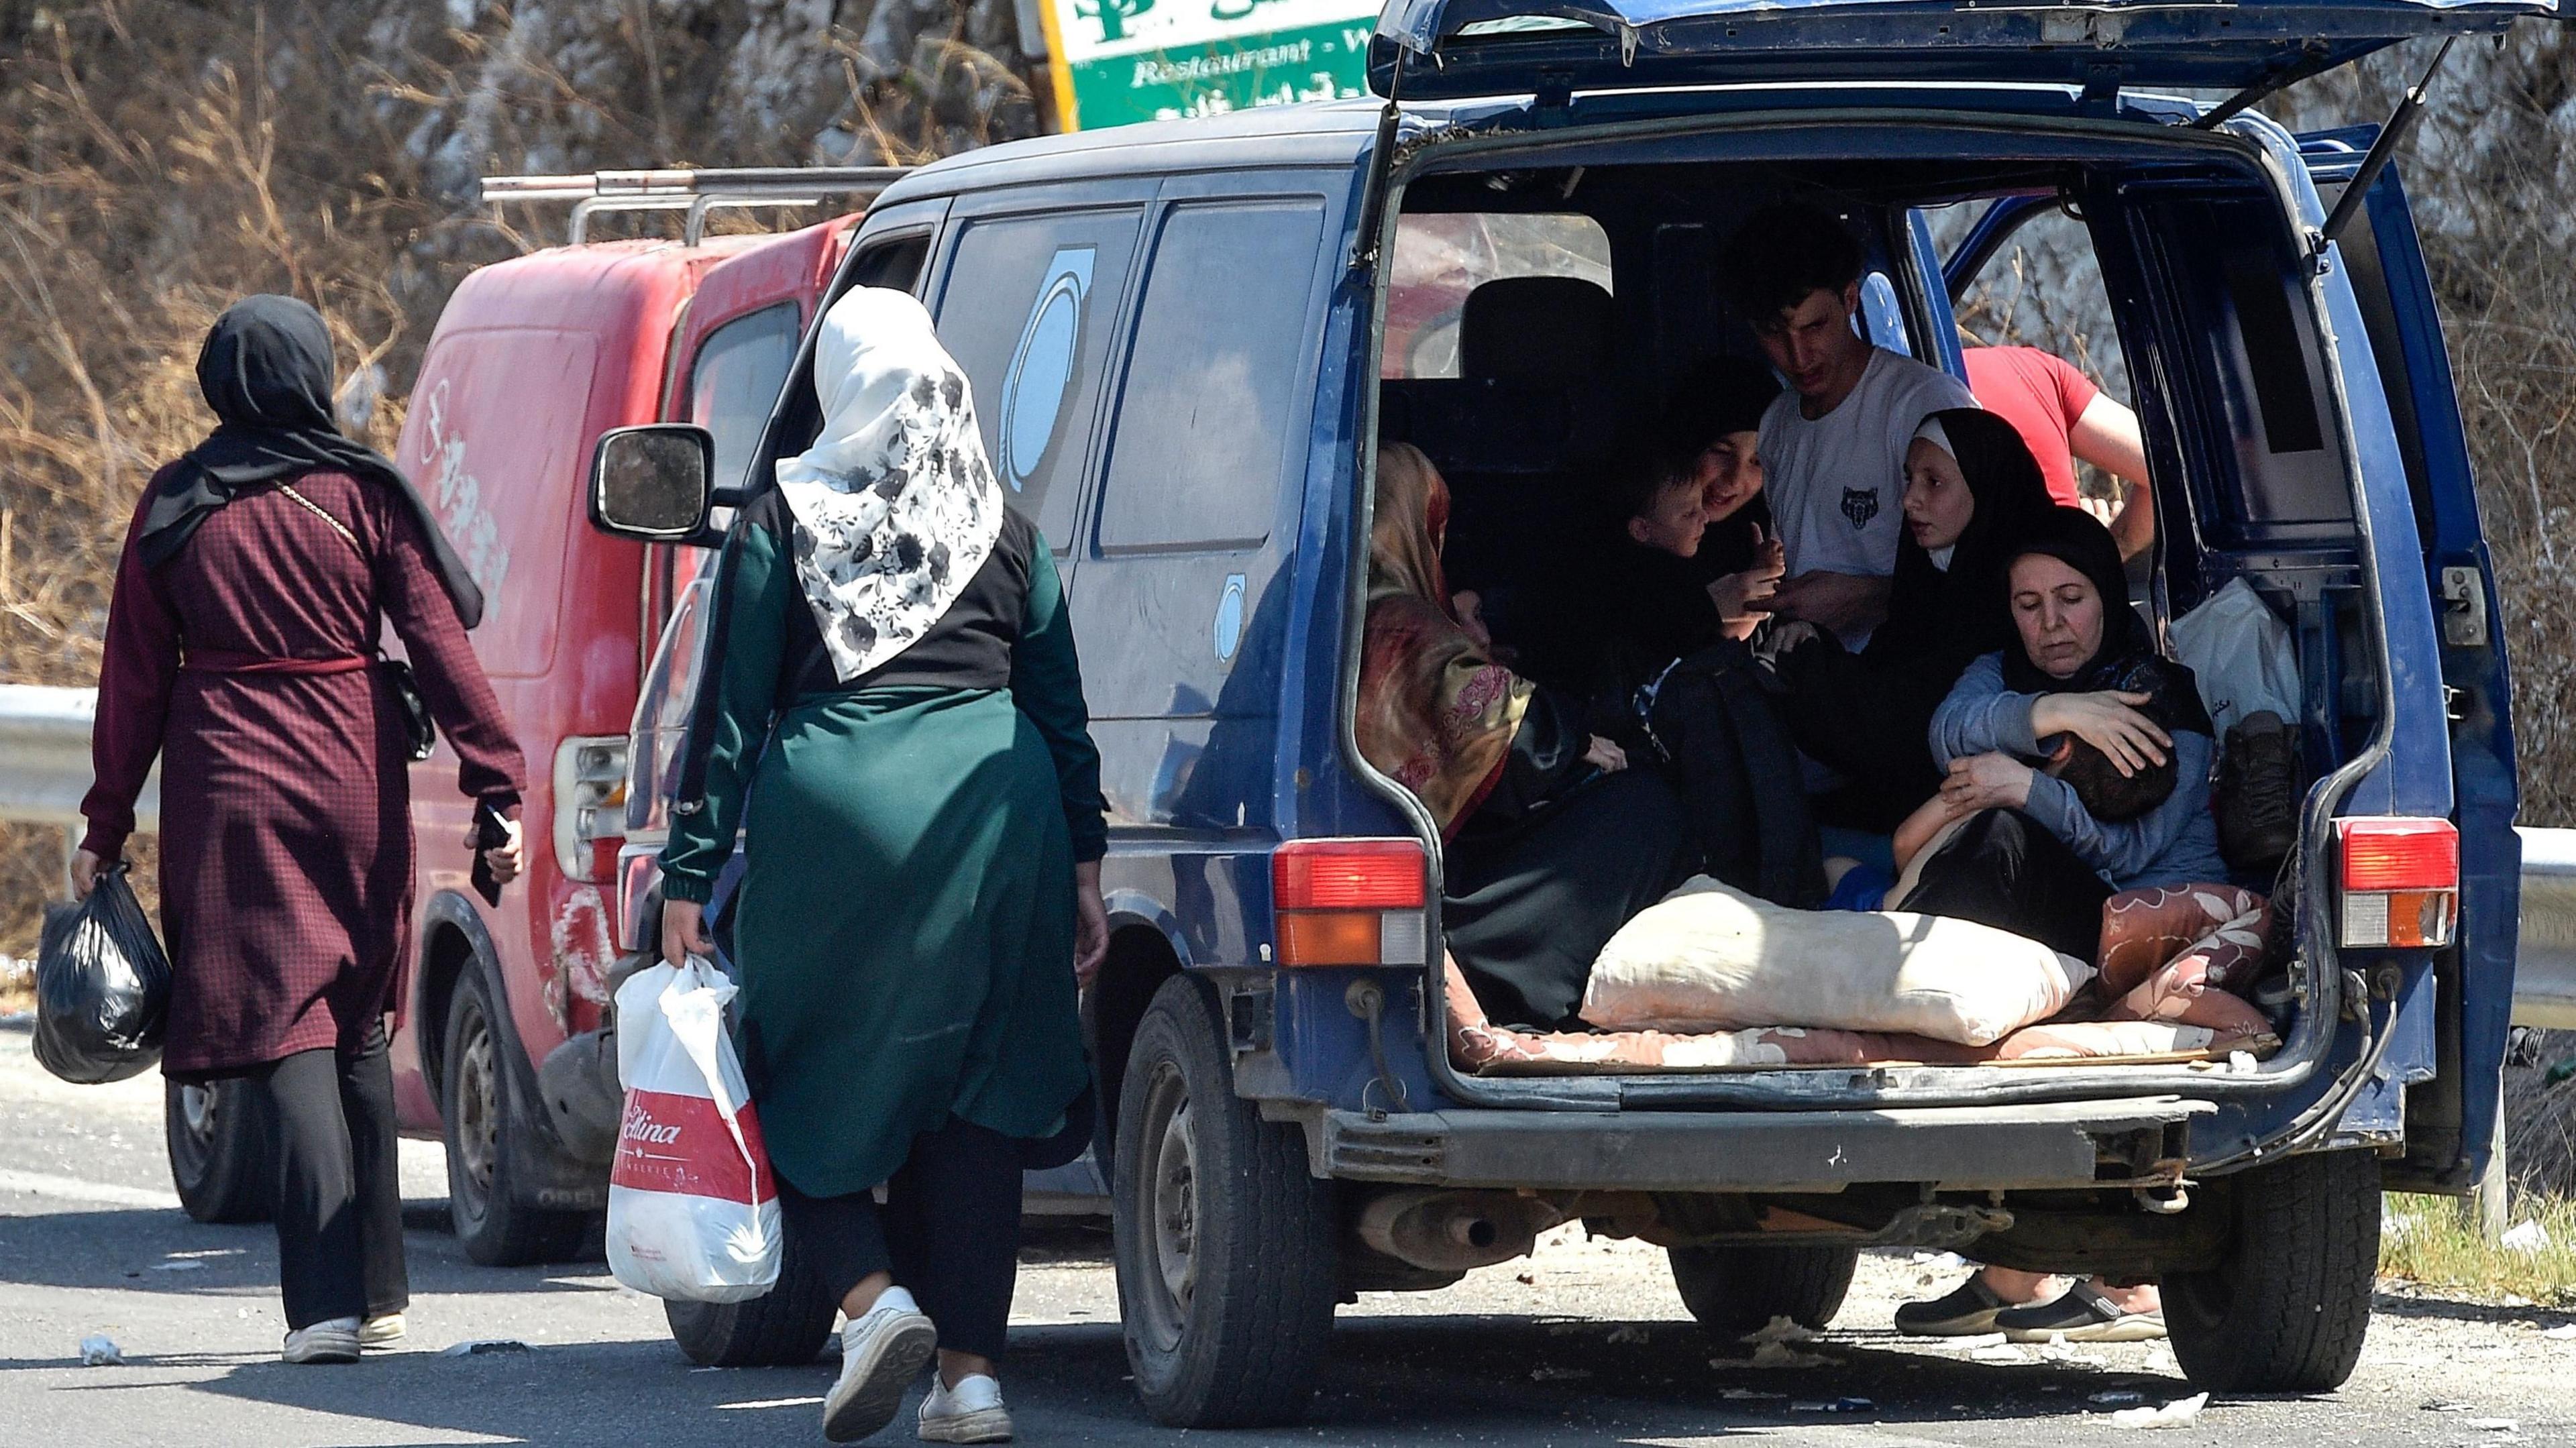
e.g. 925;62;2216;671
734;684;1089;1197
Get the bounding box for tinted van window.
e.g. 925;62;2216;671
935;211;1144;543
1096;201;1326;555
688;302;801;492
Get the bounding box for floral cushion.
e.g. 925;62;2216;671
2098;884;2270;997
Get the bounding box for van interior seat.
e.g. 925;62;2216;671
1380;274;1619;596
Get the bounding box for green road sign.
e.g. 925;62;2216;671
1039;0;1382;129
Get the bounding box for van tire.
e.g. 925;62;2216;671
164;1078;274;1224
1113;975;1336;1428
1668;1243;1858;1338
2164;1148;2379;1393
664;1222;840;1367
441;968;592;1266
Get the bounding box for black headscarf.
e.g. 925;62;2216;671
138;295;484;627
2000;505;2212;736
1865;407;2056;671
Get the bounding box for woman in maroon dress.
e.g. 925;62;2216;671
72;296;527;1365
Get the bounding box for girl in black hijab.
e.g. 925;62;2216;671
1765;406;2059;828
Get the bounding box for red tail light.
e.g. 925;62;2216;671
2341;818;2459;892
1274;839;1427;910
1272;839;1428;966
2339;817;2459;948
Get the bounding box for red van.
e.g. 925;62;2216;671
159;172;892;1264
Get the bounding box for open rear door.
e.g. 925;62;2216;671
1371;0;2551;102
2301;130;2520;1192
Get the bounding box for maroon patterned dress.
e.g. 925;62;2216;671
80;467;524;1079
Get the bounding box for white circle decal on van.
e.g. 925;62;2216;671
998;247;1097;494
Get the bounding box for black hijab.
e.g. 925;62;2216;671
139;295;484;627
1866;407;2055;669
2000;505;2213;736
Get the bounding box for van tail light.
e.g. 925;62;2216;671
1273;839;1428;967
2339;817;2459;948
553;736;630;884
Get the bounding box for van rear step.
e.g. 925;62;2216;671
1320;1097;2214;1194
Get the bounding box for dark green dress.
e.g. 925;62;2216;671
660;491;1105;1198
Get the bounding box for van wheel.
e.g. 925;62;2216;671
442;968;592;1266
2165;1148;2379;1393
164;1078;274;1224
1668;1243;1858;1339
1114;976;1336;1428
665;1218;840;1366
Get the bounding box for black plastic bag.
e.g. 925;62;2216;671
34;868;172;1084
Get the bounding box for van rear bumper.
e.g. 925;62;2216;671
1316;1097;2213;1193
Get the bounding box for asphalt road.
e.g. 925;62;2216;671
3;1025;2571;1447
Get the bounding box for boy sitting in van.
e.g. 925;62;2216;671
1722;203;1978;650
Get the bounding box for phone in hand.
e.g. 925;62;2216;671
469;799;511;907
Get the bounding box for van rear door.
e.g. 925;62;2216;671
1370;0;2551;101
2298;134;2520;1192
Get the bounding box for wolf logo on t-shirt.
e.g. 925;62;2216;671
1840;487;1880;530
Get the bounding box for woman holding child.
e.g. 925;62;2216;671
1890;503;2225;1344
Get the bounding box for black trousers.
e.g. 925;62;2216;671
1898;807;2112;962
1642;648;1826;909
241;1023;407;1331
777;1115;1024;1360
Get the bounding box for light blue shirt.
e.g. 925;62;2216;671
1929;652;2230;891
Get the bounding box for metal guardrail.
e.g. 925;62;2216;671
0;676;2572;1025
0;683;153;832
2512;826;2576;1029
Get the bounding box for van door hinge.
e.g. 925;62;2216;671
1535;67;1574;118
2078;62;2122;117
2438;565;2489;648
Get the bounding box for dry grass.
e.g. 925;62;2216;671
2383;1192;2576;1307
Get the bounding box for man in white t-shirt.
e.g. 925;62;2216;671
1723;203;1978;650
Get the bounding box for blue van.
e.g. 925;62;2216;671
585;0;2538;1423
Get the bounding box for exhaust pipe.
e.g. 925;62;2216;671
1356;1190;1564;1273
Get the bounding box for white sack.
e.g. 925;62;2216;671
1582;878;2094;1046
2169;577;2300;736
606;956;782;1303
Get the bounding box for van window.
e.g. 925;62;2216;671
687;302;801;493
2138;194;2351;532
934;210;1144;545
1383;213;1613;379
1095;201;1325;555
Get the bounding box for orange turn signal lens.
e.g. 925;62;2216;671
1278;910;1383;966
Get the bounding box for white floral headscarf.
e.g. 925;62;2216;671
775;287;1002;681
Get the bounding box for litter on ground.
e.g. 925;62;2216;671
2499;1220;2552;1254
2090;1390;2147;1407
1741;1315;1825;1345
2107;1392;2208;1429
77;1335;121;1366
440;1339;531;1357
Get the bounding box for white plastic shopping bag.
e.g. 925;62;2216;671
606;954;782;1302
2169;577;2300;737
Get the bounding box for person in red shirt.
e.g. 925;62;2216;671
1963;345;2155;560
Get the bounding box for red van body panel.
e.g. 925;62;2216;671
387;236;765;1134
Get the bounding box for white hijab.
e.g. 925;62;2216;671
775;288;1003;681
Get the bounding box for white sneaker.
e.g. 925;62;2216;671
823;1288;938;1443
359;1313;407;1349
282;1317;362;1365
918;1374;1013;1444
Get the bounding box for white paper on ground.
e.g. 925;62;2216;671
2108;1393;2208;1429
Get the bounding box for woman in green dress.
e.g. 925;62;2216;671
659;286;1108;1445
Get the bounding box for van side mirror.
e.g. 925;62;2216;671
589;425;714;541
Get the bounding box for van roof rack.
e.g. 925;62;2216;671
478;166;912;246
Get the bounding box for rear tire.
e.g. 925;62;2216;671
164;1077;274;1224
1668;1243;1858;1339
1113;976;1336;1428
2165;1148;2379;1394
441;968;592;1266
665;1218;841;1366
